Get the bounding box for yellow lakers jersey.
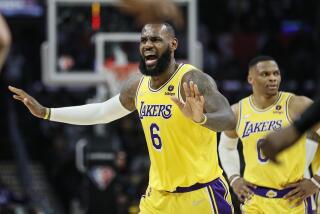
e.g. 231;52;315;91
136;63;222;192
312;146;320;175
236;92;306;189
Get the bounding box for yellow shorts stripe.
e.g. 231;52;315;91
208;186;219;213
218;179;234;210
206;186;217;214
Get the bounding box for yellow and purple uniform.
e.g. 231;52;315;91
236;92;311;214
136;63;233;214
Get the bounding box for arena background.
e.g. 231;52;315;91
0;0;319;213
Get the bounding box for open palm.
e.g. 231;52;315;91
171;81;205;123
8;85;46;118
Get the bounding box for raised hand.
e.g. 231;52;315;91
171;81;205;123
8;86;47;119
230;177;256;202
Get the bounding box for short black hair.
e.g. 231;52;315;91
163;22;176;37
143;22;176;37
248;55;275;69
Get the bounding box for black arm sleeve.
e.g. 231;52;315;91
293;98;320;134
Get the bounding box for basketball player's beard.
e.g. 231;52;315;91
139;48;171;76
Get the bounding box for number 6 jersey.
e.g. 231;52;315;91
135;63;222;192
236;92;306;189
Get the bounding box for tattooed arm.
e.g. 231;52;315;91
119;73;143;111
176;69;236;131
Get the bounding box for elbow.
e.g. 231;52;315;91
221;112;236;131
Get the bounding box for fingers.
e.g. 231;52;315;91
194;84;201;102
284;182;300;189
13;95;23;102
13;95;31;107
287;190;305;203
189;82;195;97
237;195;245;203
10;86;33;107
294;196;307;207
283;188;301;200
171;96;184;109
199;95;204;104
245;181;257;189
8;85;22;94
183;81;203;100
234;184;254;202
183;82;191;98
8;85;27;97
242;185;254;196
9;86;29;104
237;190;252;202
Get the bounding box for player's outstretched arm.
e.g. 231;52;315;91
171;70;236;132
0;14;11;72
8;74;141;125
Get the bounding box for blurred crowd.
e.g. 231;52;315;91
0;0;319;213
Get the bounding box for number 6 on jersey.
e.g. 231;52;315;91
150;123;162;150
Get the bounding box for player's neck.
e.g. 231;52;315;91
251;92;280;109
150;60;178;89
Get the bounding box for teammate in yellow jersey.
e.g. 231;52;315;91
9;23;236;214
218;55;319;214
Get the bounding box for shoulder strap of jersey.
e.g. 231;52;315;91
283;91;294;123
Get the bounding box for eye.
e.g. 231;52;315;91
151;37;162;42
141;38;147;43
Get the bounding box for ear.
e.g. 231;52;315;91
247;71;253;84
171;38;178;51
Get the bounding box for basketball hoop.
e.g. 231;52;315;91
104;62;139;81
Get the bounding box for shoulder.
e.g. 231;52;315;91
119;72;143;111
288;94;313;119
181;68;217;92
182;68;216;85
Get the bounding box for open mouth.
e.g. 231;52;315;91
145;55;158;66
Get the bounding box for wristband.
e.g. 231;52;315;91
229;175;240;187
311;177;320;189
44;108;51;120
195;114;207;125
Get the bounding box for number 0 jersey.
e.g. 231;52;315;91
236;92;306;189
136;63;222;192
